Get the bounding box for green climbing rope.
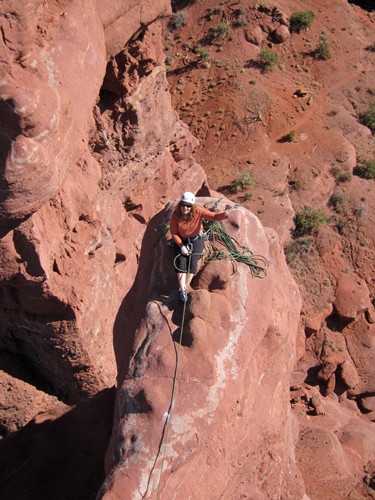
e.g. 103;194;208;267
202;219;269;278
155;253;190;500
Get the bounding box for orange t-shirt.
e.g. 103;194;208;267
170;206;228;247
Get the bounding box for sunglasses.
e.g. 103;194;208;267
180;203;192;208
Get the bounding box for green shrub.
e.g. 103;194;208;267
168;11;187;31
289;179;302;191
258;48;279;72
213;5;224;14
353;204;367;217
257;3;271;14
328;108;339;116
314;34;331;60
230;171;256;192
290;11;315;33
235;15;248;27
295;206;328;234
329;190;348;212
195;47;210;62
234;8;245;16
284;236;314;268
284;129;295;142
330;165;352;183
165;54;175;66
172;0;196;9
359;100;375;133
210;22;231;39
353;158;375;179
270;6;282;22
365;42;375;52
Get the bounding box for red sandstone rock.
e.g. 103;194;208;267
334;273;373;321
245;25;264;46
340;360;360;390
0;0;375;498
0;370;67;436
96;0;171;57
339;418;375;465
0;0;106;227
0;388;115;499
100;199;305;498
359;396;375;413
0;1;204;405
274;25;290;43
304;303;333;335
296;426;356;498
344;317;375;396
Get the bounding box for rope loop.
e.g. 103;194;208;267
155;211;269;278
202;220;269;278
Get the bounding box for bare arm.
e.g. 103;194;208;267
199;206;229;222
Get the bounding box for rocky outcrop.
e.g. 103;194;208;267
97;0;171;57
1;0;374;499
99;199;305;498
0;1;106;227
0;369;68;434
0;0;205;421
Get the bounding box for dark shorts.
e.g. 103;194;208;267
174;237;205;274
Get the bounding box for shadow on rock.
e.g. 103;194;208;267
112;197;210;377
0;387;115;500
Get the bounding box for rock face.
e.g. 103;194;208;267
99;199;305;498
97;0;171;57
0;369;67;434
0;0;205;418
0;0;374;499
0;1;106;227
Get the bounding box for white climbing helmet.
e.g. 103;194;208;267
180;192;196;205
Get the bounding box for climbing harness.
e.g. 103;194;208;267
172;236;204;273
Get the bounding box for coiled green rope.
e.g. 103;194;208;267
203;220;269;278
155;217;269;278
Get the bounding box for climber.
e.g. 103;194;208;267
169;192;230;302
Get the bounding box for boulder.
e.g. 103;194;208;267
334;273;373;321
274;25;290;43
245;26;264;46
99;199;305;498
296;426;358;498
340;360;360;390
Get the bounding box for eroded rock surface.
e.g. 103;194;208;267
0;0;374;498
0;0;204;412
100;199;305;498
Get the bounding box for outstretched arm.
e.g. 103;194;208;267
199;205;231;222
